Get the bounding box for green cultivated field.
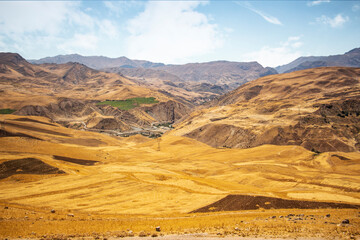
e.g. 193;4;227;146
0;109;16;114
96;97;158;110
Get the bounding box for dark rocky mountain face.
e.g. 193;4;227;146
155;61;278;87
276;47;360;73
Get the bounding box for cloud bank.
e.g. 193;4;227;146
125;1;223;63
243;36;303;67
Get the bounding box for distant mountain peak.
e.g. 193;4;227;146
0;52;27;65
345;47;360;55
276;47;360;73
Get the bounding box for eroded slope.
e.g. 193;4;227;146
170;67;360;152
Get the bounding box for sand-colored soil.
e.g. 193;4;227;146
0;115;360;239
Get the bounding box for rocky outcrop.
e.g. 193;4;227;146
142;100;191;123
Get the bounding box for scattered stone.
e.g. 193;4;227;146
271;216;276;219
139;231;148;237
51;209;56;213
326;214;331;218
67;213;74;217
342;219;350;224
156;226;161;232
234;227;240;231
151;233;158;237
128;230;134;237
4;206;8;209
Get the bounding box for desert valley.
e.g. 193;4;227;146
0;46;360;240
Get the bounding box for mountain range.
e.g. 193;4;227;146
276;47;360;73
30;54;165;69
2;47;360;151
31;54;279;102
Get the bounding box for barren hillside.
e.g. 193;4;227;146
0;53;192;135
170;67;360;152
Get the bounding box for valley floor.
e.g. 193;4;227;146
1;203;359;239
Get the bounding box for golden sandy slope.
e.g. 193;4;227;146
1;115;359;216
1;115;360;238
170;67;360;152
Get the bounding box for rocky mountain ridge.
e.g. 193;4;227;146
276;47;360;73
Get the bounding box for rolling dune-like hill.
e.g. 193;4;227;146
0;114;360;237
170;67;360;152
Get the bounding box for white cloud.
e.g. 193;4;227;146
58;34;98;53
0;1;121;58
316;14;349;28
125;1;223;63
237;2;282;25
99;20;119;39
247;7;282;25
0;1;78;35
307;0;330;7
243;36;303;67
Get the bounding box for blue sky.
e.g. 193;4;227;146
0;0;359;67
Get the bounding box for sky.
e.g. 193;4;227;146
0;0;359;67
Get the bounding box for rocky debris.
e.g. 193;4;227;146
51;209;56;213
156;226;161;232
67;213;74;217
342;219;350;224
138;231;149;237
4;206;8;209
